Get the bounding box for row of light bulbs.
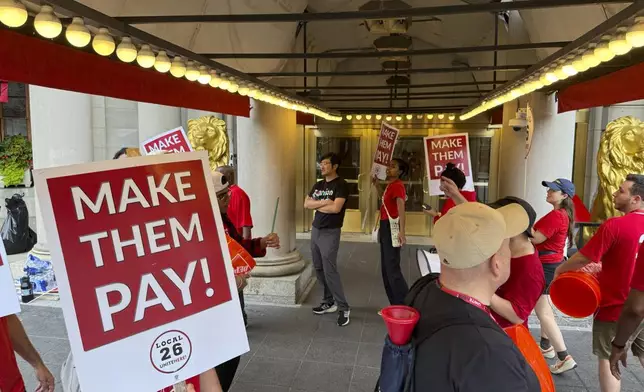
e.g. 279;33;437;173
346;113;457;121
0;1;342;121
460;17;644;121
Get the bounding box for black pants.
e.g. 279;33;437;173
215;356;240;391
379;219;408;305
239;289;247;325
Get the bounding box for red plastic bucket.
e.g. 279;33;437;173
549;263;602;318
380;305;420;345
504;325;555;392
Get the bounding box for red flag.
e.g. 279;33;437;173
572;195;592;223
0;81;7;103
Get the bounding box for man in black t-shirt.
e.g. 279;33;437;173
409;202;541;391
305;153;351;326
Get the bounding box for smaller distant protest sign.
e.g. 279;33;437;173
423;133;474;196
371;122;400;180
141;127;193;155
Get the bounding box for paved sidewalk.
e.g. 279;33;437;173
13;241;644;392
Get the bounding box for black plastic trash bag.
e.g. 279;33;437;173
1;193;37;255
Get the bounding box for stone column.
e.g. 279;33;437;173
497;92;576;219
137;102;181;144
29;86;94;261
236;100;313;305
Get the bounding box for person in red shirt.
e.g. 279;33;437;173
531;178;577;374
609;242;644;380
487;197;545;329
555;174;644;392
372;158;409;305
0;314;54;392
423;163;477;222
216;166;253;326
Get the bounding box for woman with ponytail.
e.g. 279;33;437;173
531;178;577;374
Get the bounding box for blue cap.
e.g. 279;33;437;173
542;178;575;197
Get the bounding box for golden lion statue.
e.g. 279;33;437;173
590;116;644;224
187;116;229;170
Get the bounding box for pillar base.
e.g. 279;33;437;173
244;255;315;306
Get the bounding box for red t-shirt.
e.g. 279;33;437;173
434;190;477;223
630;243;644;291
534;209;569;264
227;184;253;235
381;180;406;220
492;251;545;329
0;317;25;392
579;210;644;321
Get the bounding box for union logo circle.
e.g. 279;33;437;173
149;330;193;374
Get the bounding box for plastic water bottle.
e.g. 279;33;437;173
21;276;34;303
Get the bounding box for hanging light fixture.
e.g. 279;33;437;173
594;36;615;62
395;115;402;121
627;17;644;47
65;17;90;48
209;73;222;88
346;115;353;120
136;45;156;68
609;28;632;56
0;0;28;28
198;66;212;84
34;5;62;39
376;115;382;120
355;114;363;120
437;114;445;120
366;115;372;120
153;51;171;73
185;61;200;81
427;114;434;120
170;56;186;78
386;115;392;121
448;114;456;121
92;28;115;56
406;114;413;120
116;37;137;63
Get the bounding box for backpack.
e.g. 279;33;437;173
374;273;478;392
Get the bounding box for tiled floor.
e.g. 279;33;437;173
13;240;644;392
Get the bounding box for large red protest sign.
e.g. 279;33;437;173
0;234;20;317
371;122;400;180
35;153;248;392
142;127;193;155
423;133;474;195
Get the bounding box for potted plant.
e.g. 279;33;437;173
0;135;33;187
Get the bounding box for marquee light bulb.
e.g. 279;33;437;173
197;66;212;84
609;30;632;56
626;17;644;47
170;57;186;78
594;38;615;62
406;114;413;120
365;115;372;120
427;114;434;120
184;61;200;81
116;37;137;63
375;115;382;120
154;51;171;73
65;17;91;48
386;116;392;121
92;27;115;56
227;83;239;93
219;79;231;90
136;44;156;69
438;114;445;120
0;0;28;28
395;115;402;121
346;115;353;120
34;5;62;39
355;114;363;120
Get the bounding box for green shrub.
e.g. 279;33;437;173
0;135;32;186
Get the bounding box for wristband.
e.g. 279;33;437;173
611;340;626;350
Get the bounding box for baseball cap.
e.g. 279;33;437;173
433;202;529;270
488;196;536;238
211;171;230;194
542;178;575;197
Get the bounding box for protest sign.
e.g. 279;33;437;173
0;239;20;317
34;152;248;392
371;122;399;180
423;133;474;195
141;127;193;155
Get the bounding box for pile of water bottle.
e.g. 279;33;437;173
16;253;57;302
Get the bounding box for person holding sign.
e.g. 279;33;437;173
372;158;409;305
0;314;55;392
211;171;280;391
305;153;351;327
423;163;477;222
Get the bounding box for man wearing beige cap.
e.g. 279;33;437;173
407;202;540;391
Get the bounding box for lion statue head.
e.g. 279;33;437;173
591;116;644;223
187;116;229;170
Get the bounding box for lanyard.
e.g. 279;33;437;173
437;280;494;319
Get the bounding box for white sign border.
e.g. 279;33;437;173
423;132;475;196
0;237;20;318
33;151;248;392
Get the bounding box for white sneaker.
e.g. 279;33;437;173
541;346;556;359
550;355;577;374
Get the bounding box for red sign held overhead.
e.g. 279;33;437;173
142;127;193;155
423;133;474;195
371;122;400;180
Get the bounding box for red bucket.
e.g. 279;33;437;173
380;305;420;345
549;263;602;318
504;325;555;392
